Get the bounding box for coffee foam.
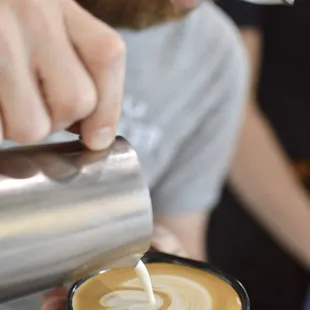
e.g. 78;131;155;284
99;274;212;310
72;263;242;310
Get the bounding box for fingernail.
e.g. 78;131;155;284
85;127;114;151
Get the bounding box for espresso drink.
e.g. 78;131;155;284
72;263;242;310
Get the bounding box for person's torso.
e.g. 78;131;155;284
117;1;245;186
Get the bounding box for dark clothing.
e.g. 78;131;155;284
209;186;309;309
219;0;310;159
208;1;310;309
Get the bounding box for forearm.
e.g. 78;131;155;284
229;103;310;269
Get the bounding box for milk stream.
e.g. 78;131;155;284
134;260;156;308
99;262;214;310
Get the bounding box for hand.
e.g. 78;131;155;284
0;0;125;150
152;225;188;257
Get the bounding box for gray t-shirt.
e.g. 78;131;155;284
0;2;248;309
119;2;248;215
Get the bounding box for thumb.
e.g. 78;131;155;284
63;0;124;151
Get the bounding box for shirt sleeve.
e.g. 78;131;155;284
217;0;263;29
150;14;249;215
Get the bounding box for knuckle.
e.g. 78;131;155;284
11;0;42;19
52;88;97;124
91;31;126;68
9;119;51;143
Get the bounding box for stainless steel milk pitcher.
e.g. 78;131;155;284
0;137;153;302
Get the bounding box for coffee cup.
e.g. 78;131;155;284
67;251;250;310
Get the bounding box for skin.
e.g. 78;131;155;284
1;1;199;308
0;0;200;152
227;27;310;269
0;0;126;151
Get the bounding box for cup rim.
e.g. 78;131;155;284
67;251;250;310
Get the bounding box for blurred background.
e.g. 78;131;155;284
209;0;310;309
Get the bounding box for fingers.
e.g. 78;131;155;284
64;0;125;150
34;15;97;133
42;287;68;310
0;0;124;149
0;8;51;143
17;0;97;134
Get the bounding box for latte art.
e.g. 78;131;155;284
99;290;162;309
72;263;242;310
99;274;212;310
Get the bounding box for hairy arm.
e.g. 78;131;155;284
229;28;310;269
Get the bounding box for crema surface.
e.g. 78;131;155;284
72;263;242;310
